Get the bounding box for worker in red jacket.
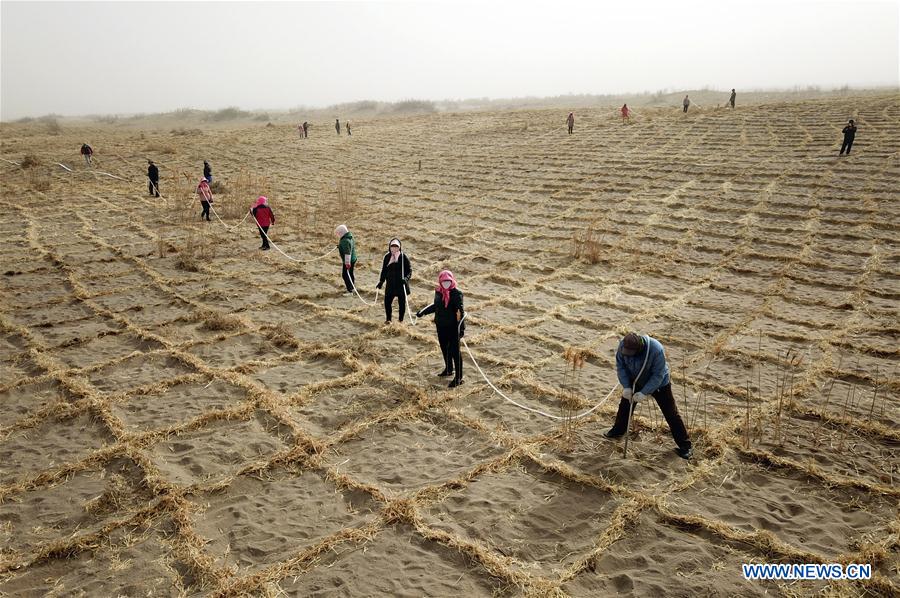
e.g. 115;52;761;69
251;196;275;250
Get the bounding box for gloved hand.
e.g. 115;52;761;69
344;263;351;269
459;323;465;339
632;392;648;403
415;310;423;318
622;388;633;401
376;282;383;290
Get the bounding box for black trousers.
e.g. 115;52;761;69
840;137;854;155
258;225;269;248
683;105;689;113
149;179;159;197
436;323;462;379
609;383;691;449
567;124;573;134
341;264;355;291
384;286;407;321
200;200;210;220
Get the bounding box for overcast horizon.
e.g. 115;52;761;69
2;0;898;121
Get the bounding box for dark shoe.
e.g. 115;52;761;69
384;319;391;324
438;369;453;377
448;378;463;388
602;429;624;440
262;246;270;251
675;446;693;460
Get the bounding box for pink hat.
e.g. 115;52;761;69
437;270;458;307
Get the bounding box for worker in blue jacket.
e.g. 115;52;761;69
603;332;693;459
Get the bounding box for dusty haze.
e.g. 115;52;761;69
1;0;898;120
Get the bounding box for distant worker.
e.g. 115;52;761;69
683;95;691;113
303;121;309;138
252;196;275;251
335;118;341;135
335;224;357;293
80;143;93;167
416;270;465;388
376;238;412;324
346;121;352;136
621;104;631;123
298;123;304;137
839;119;857;156
197;178;213;221
566;112;575;134
728;89;736;109
147;160;160;197
603;332;693;459
203;160;212;183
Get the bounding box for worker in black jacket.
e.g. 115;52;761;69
416;270;465;388
147;160;160;197
203;160;212;183
376;238;412;323
840;119;857;155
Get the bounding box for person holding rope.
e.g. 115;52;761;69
197;178;213;222
147;160;160;197
728;89;736;109
603;332;693;459
416;270;465;388
376;238;412;323
335;224;357;293
80;143;93;167
252;196;275;250
839;119;857;155
683;95;691;113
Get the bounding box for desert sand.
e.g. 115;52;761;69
0;92;898;596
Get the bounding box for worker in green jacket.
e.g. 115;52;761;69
335;224;357;293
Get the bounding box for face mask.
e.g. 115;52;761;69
441;280;452;289
390;247;400;255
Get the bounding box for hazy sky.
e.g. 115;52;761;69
1;0;898;119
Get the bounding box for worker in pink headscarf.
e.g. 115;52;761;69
621;104;631;123
416;270;465;388
197;178;213;221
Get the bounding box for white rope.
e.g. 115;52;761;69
399;252;418;324
402;284;418;325
98;171;129;181
623;336;652;457
210;204;251;232
456;314;619;420
347;271;380;306
146;175;164;198
1;158;20;166
245;206;339;264
57;163;73;172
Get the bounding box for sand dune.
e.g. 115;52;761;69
0;93;898;596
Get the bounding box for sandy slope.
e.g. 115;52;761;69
0;93;898;596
